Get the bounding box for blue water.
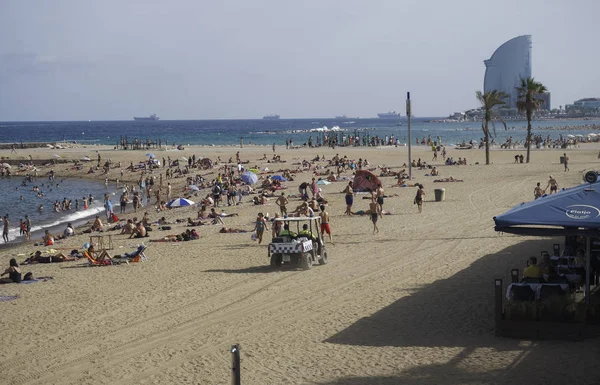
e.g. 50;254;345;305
1;118;599;147
0;177;118;243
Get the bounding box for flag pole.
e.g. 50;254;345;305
406;92;412;180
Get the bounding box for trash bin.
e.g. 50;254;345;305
434;188;445;202
559;156;565;164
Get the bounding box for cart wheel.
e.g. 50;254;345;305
300;253;312;270
318;250;328;265
270;253;282;268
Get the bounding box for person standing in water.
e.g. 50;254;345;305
2;215;9;243
25;215;31;240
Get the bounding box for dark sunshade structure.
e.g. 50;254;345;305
494;180;600;303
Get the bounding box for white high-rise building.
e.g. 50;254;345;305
484;35;532;109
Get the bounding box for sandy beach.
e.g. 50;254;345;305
1;143;599;384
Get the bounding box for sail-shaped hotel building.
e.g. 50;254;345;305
483;35;532;109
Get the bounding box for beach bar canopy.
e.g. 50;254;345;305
494;180;600;304
494;181;600;236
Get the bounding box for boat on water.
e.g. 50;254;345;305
263;114;280;120
377;111;400;119
133;114;159;121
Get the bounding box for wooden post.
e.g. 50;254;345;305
230;344;241;385
495;279;503;331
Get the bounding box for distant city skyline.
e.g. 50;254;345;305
0;0;598;121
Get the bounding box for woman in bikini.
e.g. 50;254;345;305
253;212;268;244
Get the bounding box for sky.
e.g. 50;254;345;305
0;0;598;121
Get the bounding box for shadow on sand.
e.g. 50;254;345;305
321;238;600;385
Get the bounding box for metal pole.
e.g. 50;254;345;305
406;92;412;180
586;237;591;305
231;344;241;385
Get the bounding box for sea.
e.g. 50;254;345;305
1;117;599;244
0;177;120;244
1;117;599;148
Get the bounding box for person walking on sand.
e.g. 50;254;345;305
563;153;569;172
375;183;384;218
319;205;333;243
415;184;425;213
343;182;354;216
369;197;379;234
534;182;543;200
276;192;289;216
546;175;559;194
253;212;268;244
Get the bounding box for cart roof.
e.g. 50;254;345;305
273;216;320;222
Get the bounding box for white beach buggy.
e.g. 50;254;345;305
268;217;328;270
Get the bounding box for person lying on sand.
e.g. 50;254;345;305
352;209;394;216
23;250;79;264
433;177;463;182
220;227;249;233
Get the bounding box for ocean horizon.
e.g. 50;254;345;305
1;117;599;148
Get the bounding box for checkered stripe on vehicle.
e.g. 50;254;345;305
270;244;302;253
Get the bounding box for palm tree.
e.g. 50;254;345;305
476;90;508;165
516;77;548;163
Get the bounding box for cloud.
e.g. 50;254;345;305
0;53;90;76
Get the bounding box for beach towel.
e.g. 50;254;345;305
20;277;53;284
0;295;19;302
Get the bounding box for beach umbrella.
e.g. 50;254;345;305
186;185;200;191
1;163;10;168
248;168;259;174
52;154;61;158
146;153;155;158
241;171;258;185
566;134;575;138
316;179;331;185
271;175;288;182
167;198;195;208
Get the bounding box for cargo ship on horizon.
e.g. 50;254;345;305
133;114;159;121
263;114;280;120
377;111;400;119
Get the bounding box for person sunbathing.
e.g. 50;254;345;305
220;227;249;233
129;222;147;238
83;245;112;264
42;230;55;246
121;219;135;234
433;176;463;182
25;250;78;264
188;217;209;226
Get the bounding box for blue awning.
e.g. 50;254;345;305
494;182;600;235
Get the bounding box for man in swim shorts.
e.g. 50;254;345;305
343;182;354;216
375;183;384;218
275;192;289;216
369;197;379;234
546;175;558;194
319;205;332;243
